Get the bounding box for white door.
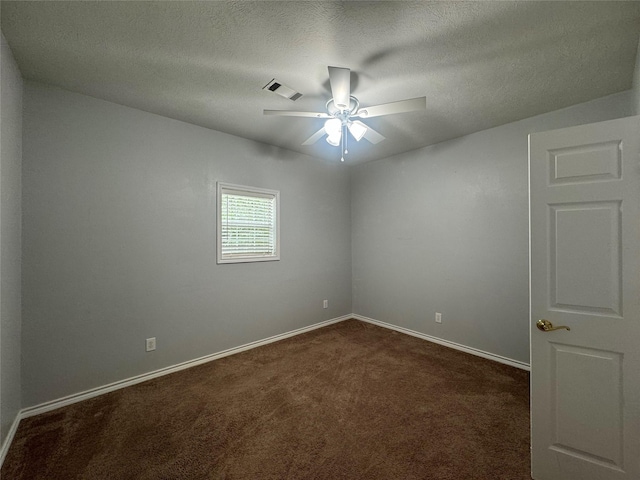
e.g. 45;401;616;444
530;116;640;480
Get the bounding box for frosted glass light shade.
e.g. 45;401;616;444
348;121;367;141
324;118;341;136
325;118;342;146
326;132;341;146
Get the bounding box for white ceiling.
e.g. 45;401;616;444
2;1;640;164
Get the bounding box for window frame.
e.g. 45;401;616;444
216;182;280;264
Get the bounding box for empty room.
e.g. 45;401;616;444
1;2;639;479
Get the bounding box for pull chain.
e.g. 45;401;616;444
341;124;347;162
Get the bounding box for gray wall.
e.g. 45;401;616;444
22;82;352;407
0;33;22;443
351;90;635;364
18;81;638;407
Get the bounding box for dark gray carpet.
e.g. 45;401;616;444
2;319;530;479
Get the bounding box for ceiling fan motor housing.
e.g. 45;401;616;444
327;96;360;119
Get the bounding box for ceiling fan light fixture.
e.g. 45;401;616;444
324;118;341;136
326;132;341;146
324;118;342;146
348;121;368;141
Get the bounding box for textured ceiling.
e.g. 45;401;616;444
2;1;640;164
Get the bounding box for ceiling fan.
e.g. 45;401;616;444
264;66;426;162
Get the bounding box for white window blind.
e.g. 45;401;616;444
217;183;280;264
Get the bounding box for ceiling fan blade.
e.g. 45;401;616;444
355;97;426;118
302;128;326;146
363;126;385;144
328;66;351;110
264;110;330;118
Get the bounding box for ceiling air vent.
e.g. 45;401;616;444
263;78;302;101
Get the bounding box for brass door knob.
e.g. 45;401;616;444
536;319;570;332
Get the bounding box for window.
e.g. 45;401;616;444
217;182;280;264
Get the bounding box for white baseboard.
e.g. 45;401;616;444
21;315;352;419
352;314;530;371
3;312;528;470
0;411;21;468
19;313;529;421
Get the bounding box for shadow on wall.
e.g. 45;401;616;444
250;141;307;162
250;140;342;166
378;115;465;165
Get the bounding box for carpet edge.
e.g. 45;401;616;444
352;314;531;371
0;411;21;470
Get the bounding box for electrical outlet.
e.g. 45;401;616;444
323;299;328;309
146;337;156;352
435;312;442;324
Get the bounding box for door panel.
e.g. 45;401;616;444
530;116;640;480
551;344;623;468
550;202;621;315
549;140;621;185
